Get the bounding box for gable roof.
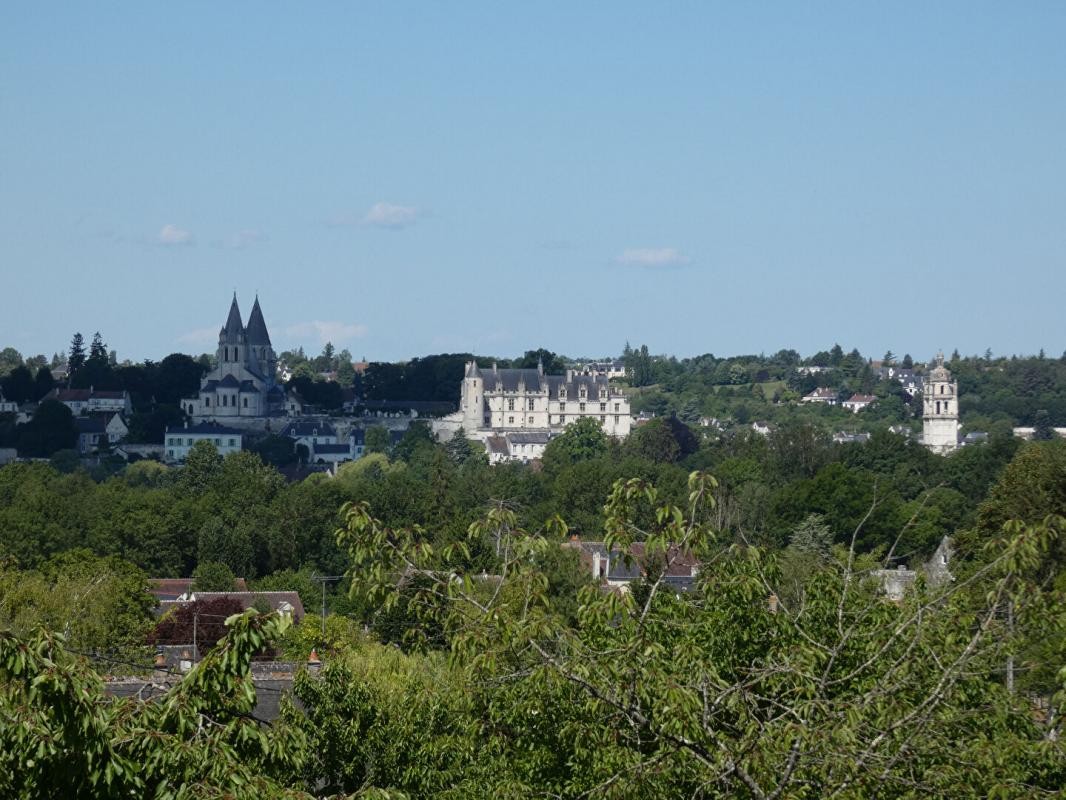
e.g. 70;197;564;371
149;577;249;602
165;421;244;436
281;420;338;438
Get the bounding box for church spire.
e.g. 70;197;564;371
246;295;272;346
221;294;244;342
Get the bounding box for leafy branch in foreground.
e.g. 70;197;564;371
0;610;308;799
337;473;1066;798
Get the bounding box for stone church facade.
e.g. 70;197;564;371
183;295;297;424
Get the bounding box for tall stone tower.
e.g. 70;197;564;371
922;352;959;454
461;360;485;432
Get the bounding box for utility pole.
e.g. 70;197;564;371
311;574;346;639
192;610;198;661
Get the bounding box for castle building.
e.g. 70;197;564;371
434;360;631;446
183;295;295;423
922;352;959;454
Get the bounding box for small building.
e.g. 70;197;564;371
159;590;304;623
842;394;877;414
48;387;132;416
279;420;339;451
751;421;774;436
802;387;838;405
0;390;17;414
164;421;243;462
74;413;129;454
833;431;871;444
481;430;552;464
563;538;700;594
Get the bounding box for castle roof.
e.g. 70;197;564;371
246;296;271;346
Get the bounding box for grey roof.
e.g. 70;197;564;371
486;436;508;455
218;374;241;388
480;368;614;400
507;431;551;445
221;295;244;342
165;422;244;436
313;443;351;454
281;420;338;438
75;417;107;434
245;296;271;345
350;429;365;445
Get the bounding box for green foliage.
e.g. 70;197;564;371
0;611;308;798
542;416;609;470
364;425;391;455
191;559;238;591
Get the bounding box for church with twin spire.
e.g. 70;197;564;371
182;294;298;423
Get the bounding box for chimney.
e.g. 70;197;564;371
492;362;498;375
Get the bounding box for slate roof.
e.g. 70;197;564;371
165;422;244;436
218;374;241;388
245;296;272;345
313;443;351;454
51;388;127;401
149;577;248;602
507;431;551;445
479;368;615;399
75;417;107;434
168;591;305;621
486;436;508;455
281;420;338;438
350;429;365;446
565;540;700;591
222;295;244;341
845;394;877;404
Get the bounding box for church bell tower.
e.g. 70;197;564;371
922;352;959;455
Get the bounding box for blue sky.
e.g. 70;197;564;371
2;3;1064;363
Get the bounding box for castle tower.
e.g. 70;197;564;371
922;352;959;454
461;360;485;432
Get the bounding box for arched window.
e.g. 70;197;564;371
223;347;228;362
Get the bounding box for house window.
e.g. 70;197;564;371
527;398;535;410
508;416;514;424
224;347;228;361
559;402;566;412
205;397;210;407
242;397;248;408
614;403;620;412
222;395;228;407
229;438;236;446
614;415;620;424
215;438;221;445
528;416;534;424
579;402;586;412
187;438;194;446
507;398;515;411
600;415;606;424
599;403;606;412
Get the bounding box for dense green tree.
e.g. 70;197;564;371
1;365;34;403
67;332;86;377
1032;408;1055;440
542;416;609;471
16;399;77;457
191;559;238;591
364;425;390;455
32;365;55;400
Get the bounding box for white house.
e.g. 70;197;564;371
802;387;838;405
0;391;16;414
842;394;877;413
482;430;552;464
164;421;243;462
48;388;132;416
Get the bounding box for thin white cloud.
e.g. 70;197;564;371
177;327;218;346
286;320;368;344
615;247;690;268
157;224;194;246
361;202;420;229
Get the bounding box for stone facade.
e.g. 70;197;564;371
922;352;959;454
183;295;294;423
